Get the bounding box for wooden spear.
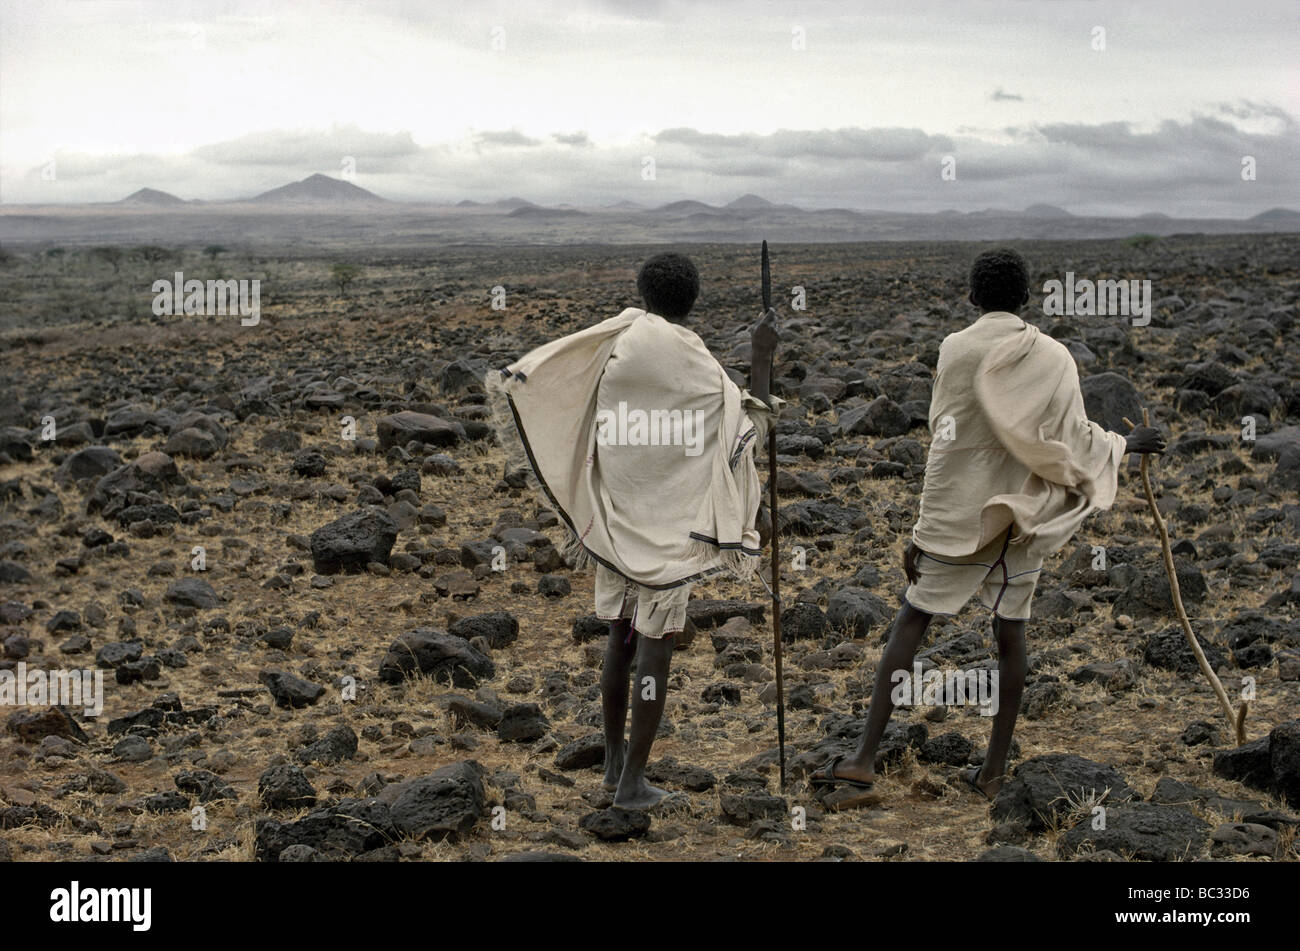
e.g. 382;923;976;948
762;240;787;791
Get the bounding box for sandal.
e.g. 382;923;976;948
962;766;995;802
810;754;874;790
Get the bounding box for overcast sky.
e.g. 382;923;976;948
2;0;1297;215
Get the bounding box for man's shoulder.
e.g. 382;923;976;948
606;307;647;328
938;320;993;363
1026;325;1075;374
943;313;1039;350
614;311;723;372
640;313;716;354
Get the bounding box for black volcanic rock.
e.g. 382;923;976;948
385;761;487;841
448;611;519;649
1057;803;1209;861
1142;628;1228;676
1080;372;1142;432
991;754;1138;831
826;587;891;639
258;763;318;810
295;725;358;765
1113;562;1207;618
377;628;495;686
838;396;911;437
56;446;123;482
259;670;326;708
309;508;397;573
255;798;395;861
580;807;650;841
1176;362;1237;397
496;703;549;742
164;577;220;610
87;451;185;516
376;411;464;451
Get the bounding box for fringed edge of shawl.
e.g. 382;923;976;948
484;368;592;572
685;538;761;585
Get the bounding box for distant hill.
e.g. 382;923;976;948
725;194;775;211
1251;207;1300;223
506;205;587;219
1024;203;1074;218
250;173;385;204
655;200;720;215
9;191;1300;246
454;198;536;210
119;187;185;206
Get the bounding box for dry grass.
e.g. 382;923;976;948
1;235;1297;862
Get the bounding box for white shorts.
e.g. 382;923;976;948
594;564;691;639
904;529;1043;621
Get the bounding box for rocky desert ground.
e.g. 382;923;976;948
1;232;1298;863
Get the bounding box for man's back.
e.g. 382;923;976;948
912;311;1034;557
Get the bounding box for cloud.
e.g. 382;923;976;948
192;125;420;168
990;88;1023;102
472;130;543;149
552;131;592;147
8;104;1298;216
654;126;954;161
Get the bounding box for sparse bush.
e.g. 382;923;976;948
332;263;361;298
89;245;124;273
131;244;174;265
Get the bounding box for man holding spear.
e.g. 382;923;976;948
489;251;780;810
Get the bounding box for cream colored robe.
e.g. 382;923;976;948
488;308;778;589
912;311;1127;560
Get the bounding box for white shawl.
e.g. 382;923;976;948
913;312;1126;559
487;308;778;589
975;321;1127;558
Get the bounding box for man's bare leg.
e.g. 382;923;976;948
830;600;934;785
972;614;1027;798
613;632;673;809
600;618;636;791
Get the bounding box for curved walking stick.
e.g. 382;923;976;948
1126;410;1247;745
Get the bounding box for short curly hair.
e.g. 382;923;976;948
969;248;1029;313
637;252;699;319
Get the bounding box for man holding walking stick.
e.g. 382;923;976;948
813;248;1167;800
489;251;780;810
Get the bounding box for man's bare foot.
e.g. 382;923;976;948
612;777;670;810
